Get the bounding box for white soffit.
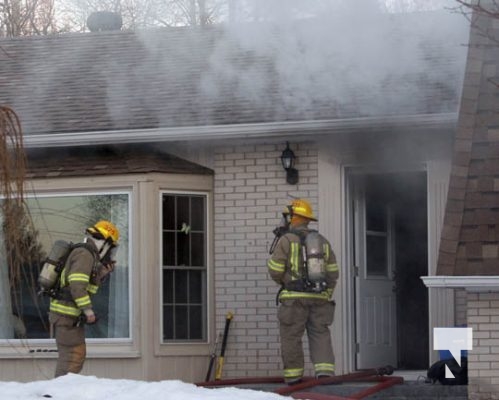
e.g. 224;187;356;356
421;276;499;292
22;113;457;148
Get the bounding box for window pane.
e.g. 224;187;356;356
162;195;175;230
163;269;174;303
190;197;204;231
175;305;188;339
191;233;205;267
366;200;387;232
366;234;388;276
189;305;203;340
163;305;174;340
177;197;190;231
0;193;130;340
189;271;203;303
163;232;175;266
174;271;188;303
177;232;190;266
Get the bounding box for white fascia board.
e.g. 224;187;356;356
23;112;457;148
421;275;499;292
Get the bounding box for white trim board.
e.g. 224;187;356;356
422;276;499;292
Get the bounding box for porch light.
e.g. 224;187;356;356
280;142;299;185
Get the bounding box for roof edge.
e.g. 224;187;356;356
23;113;458;148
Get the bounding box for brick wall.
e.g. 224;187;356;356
455;289;468;326
213;141;318;377
467;292;499;400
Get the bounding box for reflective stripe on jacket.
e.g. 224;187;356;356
267;224;339;301
49;244;99;318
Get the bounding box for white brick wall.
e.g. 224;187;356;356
455;288;467;326
468;292;499;400
213;142;318;377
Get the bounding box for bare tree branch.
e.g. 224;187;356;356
454;0;499;18
450;0;499;46
0;0;58;37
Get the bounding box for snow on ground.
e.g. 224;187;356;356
0;374;290;400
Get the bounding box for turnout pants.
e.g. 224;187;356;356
49;313;86;377
278;298;335;382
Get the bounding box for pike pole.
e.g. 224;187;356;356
215;311;234;380
205;332;222;381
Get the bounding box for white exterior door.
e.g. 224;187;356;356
353;176;398;369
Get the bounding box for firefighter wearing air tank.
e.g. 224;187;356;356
49;220;119;377
268;199;339;385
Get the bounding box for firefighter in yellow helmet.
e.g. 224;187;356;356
267;199;339;384
49;220;120;377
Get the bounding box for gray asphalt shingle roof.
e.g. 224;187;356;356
25;144;213;178
0;10;469;136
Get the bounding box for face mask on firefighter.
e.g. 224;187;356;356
273;213;290;236
101;243;118;265
85;234;116;263
269;210;292;254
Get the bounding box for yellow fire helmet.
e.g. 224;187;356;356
284;199;317;221
87;220;120;245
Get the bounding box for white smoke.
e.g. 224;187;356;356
199;0;470;120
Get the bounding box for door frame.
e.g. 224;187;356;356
342;164;430;371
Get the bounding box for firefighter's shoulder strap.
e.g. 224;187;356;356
63;242;99;275
56;242;98;300
64;241;97;265
72;241;96;256
274;229;310;305
288;228;317;242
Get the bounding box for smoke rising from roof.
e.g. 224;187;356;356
0;0;471;137
197;0;470;121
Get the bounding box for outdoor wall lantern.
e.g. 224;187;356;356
280;142;299;185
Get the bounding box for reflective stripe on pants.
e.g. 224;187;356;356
278;298;335;380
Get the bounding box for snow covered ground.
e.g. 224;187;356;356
0;374;290;400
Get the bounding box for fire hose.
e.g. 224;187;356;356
197;365;402;400
275;365;395;395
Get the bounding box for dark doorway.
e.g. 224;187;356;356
391;172;428;369
354;171;428;370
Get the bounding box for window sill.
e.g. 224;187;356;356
0;341;140;359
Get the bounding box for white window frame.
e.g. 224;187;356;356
0;180;138;358
159;189;211;347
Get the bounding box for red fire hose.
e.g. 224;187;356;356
274;365;394;395
196;365;403;400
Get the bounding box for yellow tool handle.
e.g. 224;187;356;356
214;311;234;380
215;357;225;380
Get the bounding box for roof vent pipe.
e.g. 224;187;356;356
87;11;123;32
